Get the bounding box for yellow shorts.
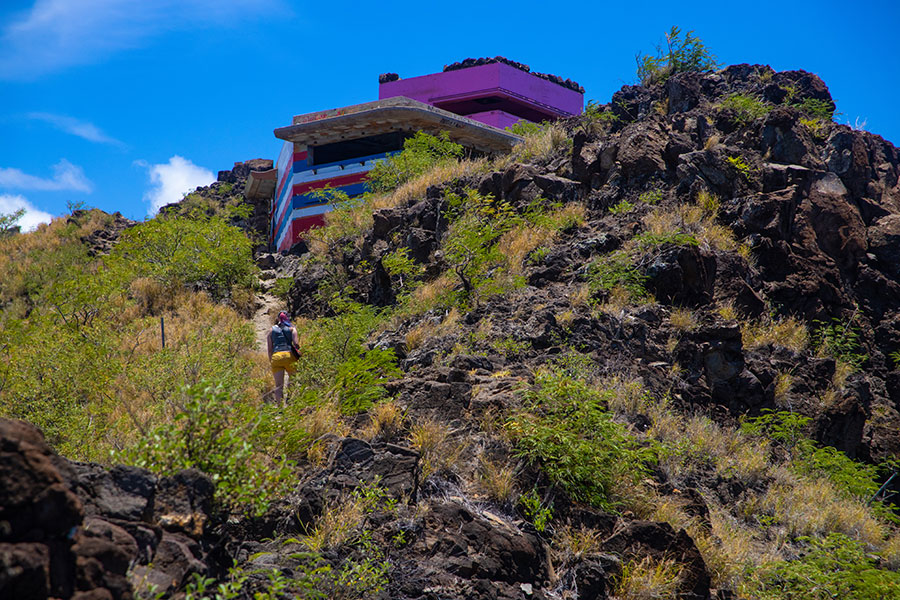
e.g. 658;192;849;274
270;351;297;374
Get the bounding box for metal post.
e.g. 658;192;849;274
161;316;166;349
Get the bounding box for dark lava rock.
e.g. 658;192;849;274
327;438;419;501
603;520;711;600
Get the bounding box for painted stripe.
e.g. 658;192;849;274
273;152;396;250
292;182;369;208
277;214;327;252
292;160;377;185
271;171;368;245
272;177;369;247
277;141;293;178
293;171;369;196
271;180;294;242
275;157;294;210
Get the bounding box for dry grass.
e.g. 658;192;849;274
371;157;490;211
404;320;436;351
301;493;367;551
406;273;458;314
556;309;576;328
741;317;809;352
773;371;794;408
696;190;721;216
649;405;770;485
495;202;585;278
602;376;652;416
497;223;555;276
409;417;463;479
664;336;679;355
736;242;757;267
881;534;900;569
400;306;460;349
595;285;641;316
716;301;739;321
302;401;349;441
615;556;684;600
495;122;570;168
645;492;782;592
229;284;257;318
476;456;517;504
755;467;886;546
697;508;783;591
832;359;854;389
568;284;592;308
704;134;721;151
552;524;604;558
641;203;737;252
129;277;178;315
304;196;374;257
361;399;405;442
547;202;587;229
669;307;698;332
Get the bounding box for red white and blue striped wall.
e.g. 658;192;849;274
271;141;389;251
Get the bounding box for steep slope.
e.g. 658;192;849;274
2;64;900;600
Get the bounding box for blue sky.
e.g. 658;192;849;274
1;0;898;228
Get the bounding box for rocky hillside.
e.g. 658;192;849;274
3;64;900;600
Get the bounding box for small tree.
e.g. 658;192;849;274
0;208;25;237
636;26;719;86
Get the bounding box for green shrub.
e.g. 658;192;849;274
795;98;835;121
381;247;424;295
443;189;522;304
726;155;753;178
752;533;900;600
0;314;120;458
519;488;553;532
506;369;655;511
587;251;649;300
639;189;663;205
328;348;400;414
813;316;868;369
110;214;255;300
719;93;772;125
634;231;700;248
741;410;883;503
507;120;545;136
636;26;719;85
118;383;294;515
272;276;294;300
367;131;463;193
287;296;399;415
609;200;635;215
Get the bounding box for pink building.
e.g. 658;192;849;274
254;58;583;251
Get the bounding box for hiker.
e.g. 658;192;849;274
267;311;299;404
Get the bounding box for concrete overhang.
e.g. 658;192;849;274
244;168;276;199
273;96;522;153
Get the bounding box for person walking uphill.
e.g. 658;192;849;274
267;312;300;404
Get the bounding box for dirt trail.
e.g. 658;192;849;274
252;291;284;351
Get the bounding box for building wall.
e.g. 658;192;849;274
273;64;584;251
272;141;389;251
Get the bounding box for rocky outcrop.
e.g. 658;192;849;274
0;418;224;599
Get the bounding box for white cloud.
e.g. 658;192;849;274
0;159;93;193
140;155;214;214
0;0;280;80
27;112;125;147
0;194;54;231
